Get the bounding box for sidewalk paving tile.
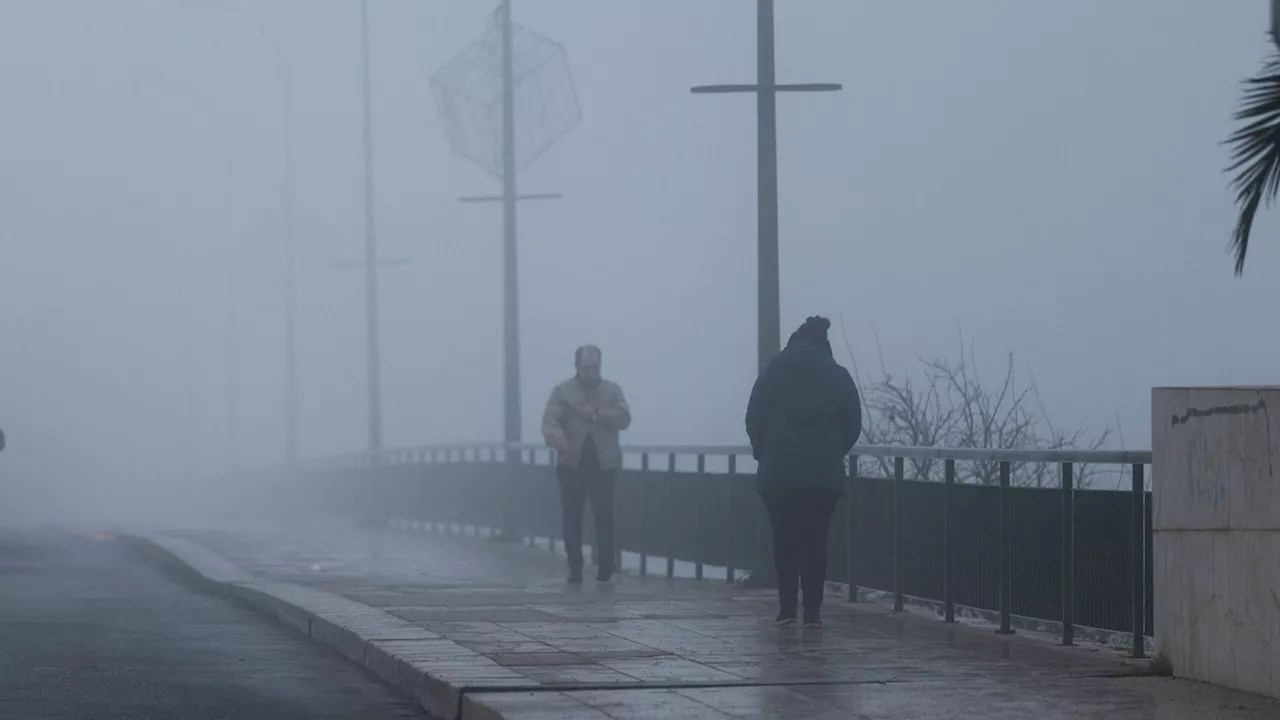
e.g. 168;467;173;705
170;523;1280;719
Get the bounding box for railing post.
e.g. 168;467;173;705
726;454;737;584
549;449;558;555
547;449;559;554
1061;462;1074;646
525;448;536;547
639;452;649;577
1145;478;1154;645
695;454;706;580
847;454;858;603
997;460;1014;635
1131;462;1146;658
893;456;904;612
614;454;625;572
666;453;676;579
943;458;955;623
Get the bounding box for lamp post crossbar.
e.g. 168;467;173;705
458;192;563;203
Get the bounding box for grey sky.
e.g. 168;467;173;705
0;1;1273;513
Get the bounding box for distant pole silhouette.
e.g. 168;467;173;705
278;62;298;471
360;0;383;455
226;229;239;475
500;0;520;459
182;0;299;468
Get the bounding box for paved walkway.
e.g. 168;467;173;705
155;522;1280;719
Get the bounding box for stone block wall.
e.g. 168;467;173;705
1152;387;1280;697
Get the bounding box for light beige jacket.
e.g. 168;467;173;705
540;378;631;469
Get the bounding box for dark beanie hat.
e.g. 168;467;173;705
787;315;833;355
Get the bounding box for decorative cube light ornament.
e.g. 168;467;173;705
430;8;581;179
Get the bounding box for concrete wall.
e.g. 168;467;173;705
1152;387;1280;697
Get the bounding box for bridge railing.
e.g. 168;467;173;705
300;442;1152;657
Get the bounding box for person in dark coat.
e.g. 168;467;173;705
746;316;862;628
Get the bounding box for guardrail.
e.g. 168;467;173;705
299;442;1153;658
307;443;1152;469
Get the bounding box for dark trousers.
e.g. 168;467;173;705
762;490;839;614
557;463;616;571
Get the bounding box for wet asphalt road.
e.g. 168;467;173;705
0;528;428;719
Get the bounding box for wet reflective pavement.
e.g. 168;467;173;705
178;523;1280;719
0;527;426;719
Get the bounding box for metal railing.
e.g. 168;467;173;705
298;442;1153;658
308;443;1152;469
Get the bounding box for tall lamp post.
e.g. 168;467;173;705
691;0;841;586
130;64;265;477
1272;0;1280;47
181;0;299;468
431;1;580;460
359;0;384;457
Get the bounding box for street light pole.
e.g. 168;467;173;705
226;209;240;475
456;171;566;467
756;0;780;374
692;0;841;371
691;0;841;586
500;0;520;459
276;58;298;470
1272;0;1280;49
284;160;297;467
180;0;299;468
360;0;384;456
431;2;580;472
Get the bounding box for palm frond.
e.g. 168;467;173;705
1226;53;1280;275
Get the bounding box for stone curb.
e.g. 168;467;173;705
127;532;530;720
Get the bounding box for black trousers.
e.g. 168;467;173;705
762;490;839;614
556;463;616;571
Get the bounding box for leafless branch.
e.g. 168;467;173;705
843;324;1115;487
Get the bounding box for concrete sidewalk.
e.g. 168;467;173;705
139;522;1280;719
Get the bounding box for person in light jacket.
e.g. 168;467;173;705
746;316;862;628
541;344;631;584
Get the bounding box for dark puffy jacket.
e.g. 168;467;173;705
745;338;862;496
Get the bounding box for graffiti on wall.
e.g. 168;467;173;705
1171;396;1272;509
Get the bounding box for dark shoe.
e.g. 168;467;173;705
775;610;798;626
568;568;583;585
596;564;615;583
803;611;822;630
